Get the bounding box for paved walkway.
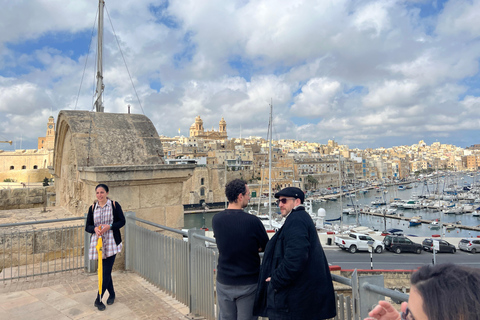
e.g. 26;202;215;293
0;270;193;320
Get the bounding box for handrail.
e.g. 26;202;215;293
331;273;352;286
128;216;188;236
0;217;85;228
362;282;409;302
192;233;216;244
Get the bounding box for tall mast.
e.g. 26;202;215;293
95;0;105;112
338;155;343;230
268;100;273;228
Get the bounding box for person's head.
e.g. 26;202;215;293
274;187;304;217
225;179;250;208
406;263;480;320
95;183;109;202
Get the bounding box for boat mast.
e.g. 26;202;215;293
338;155;343;230
95;0;105;112
268;100;273;228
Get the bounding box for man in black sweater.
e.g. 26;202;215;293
212;179;269;320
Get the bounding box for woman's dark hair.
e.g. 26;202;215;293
225;179;247;203
411;263;480;320
95;183;109;193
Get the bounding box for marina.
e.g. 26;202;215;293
185;172;480;238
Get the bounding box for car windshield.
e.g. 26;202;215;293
460;239;470;244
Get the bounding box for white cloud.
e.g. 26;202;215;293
291;78;341;116
1;0;480;149
436;0;480;39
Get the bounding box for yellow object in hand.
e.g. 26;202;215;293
96;228;103;296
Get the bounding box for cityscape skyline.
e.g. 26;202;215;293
1;0;480;150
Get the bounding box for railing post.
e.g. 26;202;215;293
358;275;385;319
84;214;96;273
351;269;359;320
125;211;136;271
188;228;206;316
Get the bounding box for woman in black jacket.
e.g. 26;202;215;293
85;183;125;311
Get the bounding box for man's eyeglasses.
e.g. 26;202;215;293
276;198;296;205
401;307;415;320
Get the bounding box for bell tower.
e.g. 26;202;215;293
46;116;55;150
38;116;56;150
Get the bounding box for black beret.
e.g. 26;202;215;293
274;187;305;203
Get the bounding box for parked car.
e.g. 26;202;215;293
458;238;480;253
383;235;422;254
380;228;404;236
334;233;384;254
422;238;456;253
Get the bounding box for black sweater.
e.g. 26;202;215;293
212;209;269;286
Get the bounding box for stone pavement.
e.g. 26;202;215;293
0;270;193;320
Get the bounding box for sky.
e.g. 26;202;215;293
1;0;480;151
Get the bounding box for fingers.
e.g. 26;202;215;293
367;301;401;320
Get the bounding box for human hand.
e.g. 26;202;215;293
364;300;404;320
99;224;111;235
265;277;271;282
94;226;102;236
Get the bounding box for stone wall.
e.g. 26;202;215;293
0;149;53;176
0;168;53;184
0;186;55;210
182;165;249;205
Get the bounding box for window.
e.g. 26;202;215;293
33;165;38;169
22;165;26;169
200;188;205;196
200;178;204;185
10;166;14;170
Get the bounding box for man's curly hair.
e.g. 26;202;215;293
225;179;247;203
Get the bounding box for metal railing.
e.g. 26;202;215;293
124;212;410;320
124;212;218;320
330;271;409;320
0;213;410;320
0;217;86;281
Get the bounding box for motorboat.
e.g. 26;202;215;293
409;216;422;227
257;214;283;231
371;196;386;206
445;224;456;231
429;219;440;229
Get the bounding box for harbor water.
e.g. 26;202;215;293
184;174;480;238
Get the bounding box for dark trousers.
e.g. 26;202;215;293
97;254;116;300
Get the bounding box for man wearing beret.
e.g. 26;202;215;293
254;187;336;320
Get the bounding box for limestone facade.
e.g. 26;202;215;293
189;116;227;140
0;117;55;183
0;149;53;183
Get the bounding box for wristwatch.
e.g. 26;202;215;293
109;224;112;229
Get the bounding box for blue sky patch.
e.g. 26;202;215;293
149;1;179;29
149;79;163;92
407;0;447;18
228;55;256;81
7;30;91;62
